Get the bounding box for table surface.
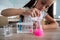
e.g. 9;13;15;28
0;27;60;40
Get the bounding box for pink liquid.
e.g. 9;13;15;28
30;29;33;32
33;29;44;36
33;17;44;36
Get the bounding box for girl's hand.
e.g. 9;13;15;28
23;8;40;17
31;8;40;17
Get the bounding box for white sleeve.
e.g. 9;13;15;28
43;11;47;18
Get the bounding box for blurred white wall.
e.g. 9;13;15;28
54;0;60;18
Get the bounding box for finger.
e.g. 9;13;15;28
31;9;36;17
33;10;37;17
35;8;40;17
35;10;39;16
31;12;34;17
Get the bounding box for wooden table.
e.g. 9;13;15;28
0;27;60;40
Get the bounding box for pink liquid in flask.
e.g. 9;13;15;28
33;18;44;36
34;28;44;36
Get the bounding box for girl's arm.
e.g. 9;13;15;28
1;8;40;17
42;14;59;30
1;8;25;17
